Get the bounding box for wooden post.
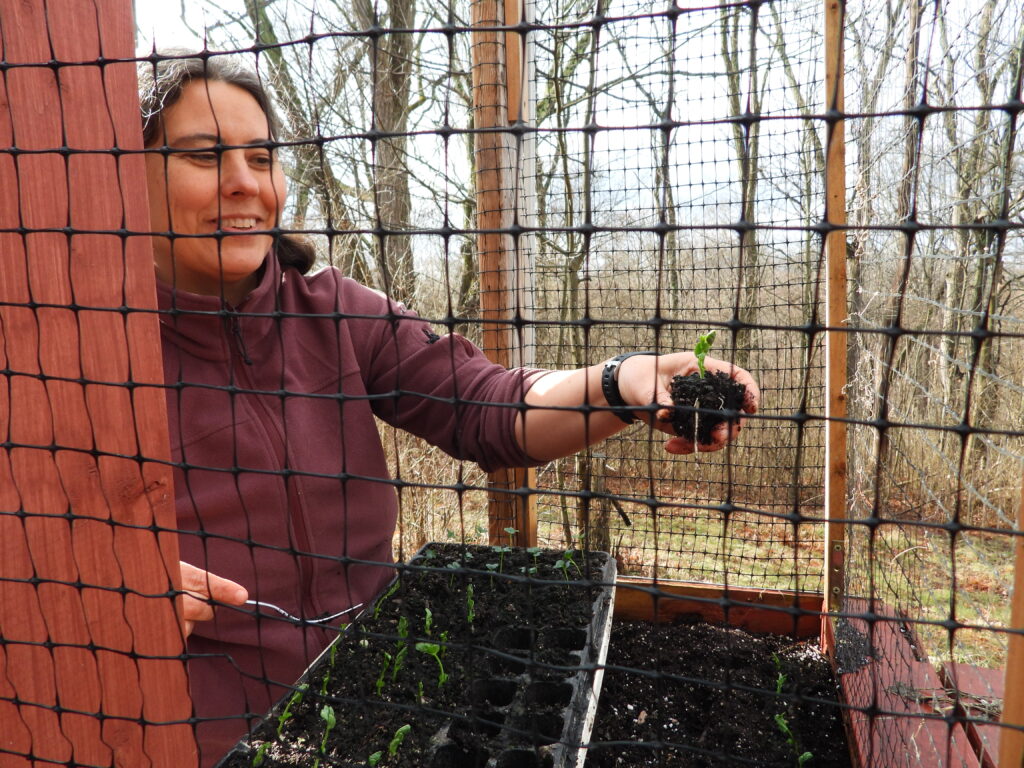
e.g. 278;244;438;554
471;0;537;547
999;484;1024;767
0;2;196;765
822;0;848;623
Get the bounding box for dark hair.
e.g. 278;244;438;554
138;50;316;275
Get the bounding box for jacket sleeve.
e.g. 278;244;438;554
336;275;547;472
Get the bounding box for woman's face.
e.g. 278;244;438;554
145;79;285;304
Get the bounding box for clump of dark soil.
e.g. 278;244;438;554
587;619;851;768
668;372;747;445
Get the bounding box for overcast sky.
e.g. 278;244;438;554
133;1;246;53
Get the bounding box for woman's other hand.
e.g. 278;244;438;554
616;351;760;454
179;561;249;638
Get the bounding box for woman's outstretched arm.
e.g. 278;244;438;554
514;352;760;462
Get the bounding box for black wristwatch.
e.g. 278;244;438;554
601;351;659;424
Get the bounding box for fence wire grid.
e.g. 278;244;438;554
1;0;1023;766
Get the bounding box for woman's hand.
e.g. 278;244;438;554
615;351;760;454
179;561;249;638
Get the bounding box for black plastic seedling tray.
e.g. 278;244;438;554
216;542;616;768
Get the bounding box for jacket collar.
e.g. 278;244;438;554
156;254;281;362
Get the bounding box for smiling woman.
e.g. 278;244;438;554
143;78;285;304
136;50;757;768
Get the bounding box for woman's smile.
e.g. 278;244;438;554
145;79;286;305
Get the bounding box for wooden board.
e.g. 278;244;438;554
471;0;537;547
613;577;823;638
0;1;196;765
942;663;1004;768
1000;485;1024;768
829;600;980;768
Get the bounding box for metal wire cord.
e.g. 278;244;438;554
244;600;364;626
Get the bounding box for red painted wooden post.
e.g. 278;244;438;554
0;1;197;765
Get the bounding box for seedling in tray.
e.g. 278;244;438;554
414;641;449;687
666;330;747;445
368;723;412;767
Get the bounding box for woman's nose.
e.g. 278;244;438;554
219;151;259;197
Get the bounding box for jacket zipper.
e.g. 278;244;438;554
229;315;254;366
226;314;322;629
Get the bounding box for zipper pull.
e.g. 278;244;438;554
230;316;254;366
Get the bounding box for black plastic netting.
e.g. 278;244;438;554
1;0;1023;766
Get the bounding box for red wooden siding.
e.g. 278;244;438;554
0;1;196;765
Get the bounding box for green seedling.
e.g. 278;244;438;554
771;654;812;766
319;645;339;695
465;583;476;625
773;713;813;766
423;606;433;637
484;561;499;585
772;653;787;694
523;546;542;576
553;557;570;581
367;723;412;767
374;580;400;619
252;742;270;767
445;560;461;588
438;630;450;658
375;651;393;696
388;724;412;757
694;330;716;379
415;642;449;687
555;549;582;580
496;526;518;573
391;644;408;682
312;704;337;768
276;683;307;737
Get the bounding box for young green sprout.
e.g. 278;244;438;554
375;651;393;696
465;583;476;625
527;546;541;567
388;724;412;757
313;704;336;767
694;330;716;378
373;579;400;619
415;642;449;687
276;683;308;737
252;742;270;767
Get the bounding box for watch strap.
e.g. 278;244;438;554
601;351;659;424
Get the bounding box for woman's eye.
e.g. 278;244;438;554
184;151;219;163
250;154;273;168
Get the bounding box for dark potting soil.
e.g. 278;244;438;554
587;619;851;768
217;544;614;768
668;372;747;446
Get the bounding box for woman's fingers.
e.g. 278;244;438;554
179;562;248;637
619;352;759;453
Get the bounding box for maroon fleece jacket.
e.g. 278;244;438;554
157;255;543;766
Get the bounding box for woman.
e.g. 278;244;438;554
139;52;759;766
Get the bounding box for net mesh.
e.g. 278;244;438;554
1;0;1022;766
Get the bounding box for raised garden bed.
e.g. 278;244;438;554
216;543;616;768
587;618;852;767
